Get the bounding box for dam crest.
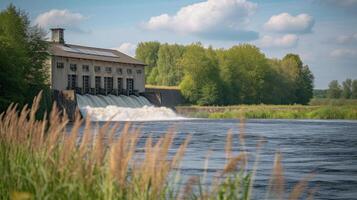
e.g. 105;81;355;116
76;94;184;121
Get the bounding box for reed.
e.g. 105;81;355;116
0;93;314;199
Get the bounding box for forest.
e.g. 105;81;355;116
136;42;314;105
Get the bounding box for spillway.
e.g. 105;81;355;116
76;94;185;121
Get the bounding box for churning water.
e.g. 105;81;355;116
76;94;185;121
74;119;357;200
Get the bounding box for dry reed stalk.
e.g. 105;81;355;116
78;115;93;159
91;121;110;166
246;138;265;200
223;152;247;174
109;124;140;187
172;134;191;169
288;174;315;200
202;149;212;196
265;152;285;200
59;114;83;170
225;129;233;161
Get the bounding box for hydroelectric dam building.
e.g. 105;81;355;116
47;28;184;121
48;28;146;96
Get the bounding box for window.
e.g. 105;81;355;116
105;67;112;73
95;66;101;72
67;75;77;90
136;69;142;74
70;64;77;72
126;78;134;94
83;76;90;93
57;62;64;69
82;65;89;72
127;68;132;75
95;76;101;94
117;68;122;75
117;78;122;93
104;77;113;94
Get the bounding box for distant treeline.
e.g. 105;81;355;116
136;42;314;105
313;79;357;99
0;5;50;113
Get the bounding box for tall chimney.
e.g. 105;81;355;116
51;28;65;44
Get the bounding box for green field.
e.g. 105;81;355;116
176;99;357;120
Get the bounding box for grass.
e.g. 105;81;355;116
0;92;315;199
176;100;357;120
145;85;180;90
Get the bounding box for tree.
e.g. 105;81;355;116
295;65;314;104
352;79;357;99
0;5;49;111
327;80;342;99
179;44;221;105
342;79;352;99
156;44;185;86
135;41;160;82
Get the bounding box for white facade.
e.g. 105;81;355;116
50;56;145;94
48;28;146;95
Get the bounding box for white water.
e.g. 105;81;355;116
76;94;185;121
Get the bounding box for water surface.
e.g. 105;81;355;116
78;119;357;200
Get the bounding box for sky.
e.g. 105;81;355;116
1;0;356;89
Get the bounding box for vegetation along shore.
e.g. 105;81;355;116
175;99;357;120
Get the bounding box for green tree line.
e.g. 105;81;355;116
0;5;50;113
136;42;314;105
327;79;357;99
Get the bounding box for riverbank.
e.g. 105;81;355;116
176;100;357;120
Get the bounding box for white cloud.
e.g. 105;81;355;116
35;9;87;32
113;42;137;57
259;34;299;48
330;48;357;58
336;33;357;44
144;0;258;41
264;13;314;34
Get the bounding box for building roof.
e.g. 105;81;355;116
48;42;145;66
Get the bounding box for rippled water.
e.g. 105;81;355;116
77;119;357;200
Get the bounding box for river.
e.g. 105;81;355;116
75;119;357;200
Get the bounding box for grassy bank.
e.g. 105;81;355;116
176;100;357;120
0;93;314;199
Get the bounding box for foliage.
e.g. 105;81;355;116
0;4;49;112
136;42;314;106
179;44;222;105
327;80;343;99
177;102;357;120
342;79;352;99
135;41;160;81
313;89;328;98
0;94;314;199
156;43;185;86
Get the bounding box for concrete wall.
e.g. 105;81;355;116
50;56;145;93
52;90;79;121
143;87;185;108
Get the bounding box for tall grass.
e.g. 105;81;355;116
0;92;314;199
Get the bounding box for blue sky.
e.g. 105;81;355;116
1;0;357;89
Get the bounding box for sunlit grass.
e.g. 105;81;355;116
0;92;315;199
177;104;357;120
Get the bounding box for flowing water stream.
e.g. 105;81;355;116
74;95;357;199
